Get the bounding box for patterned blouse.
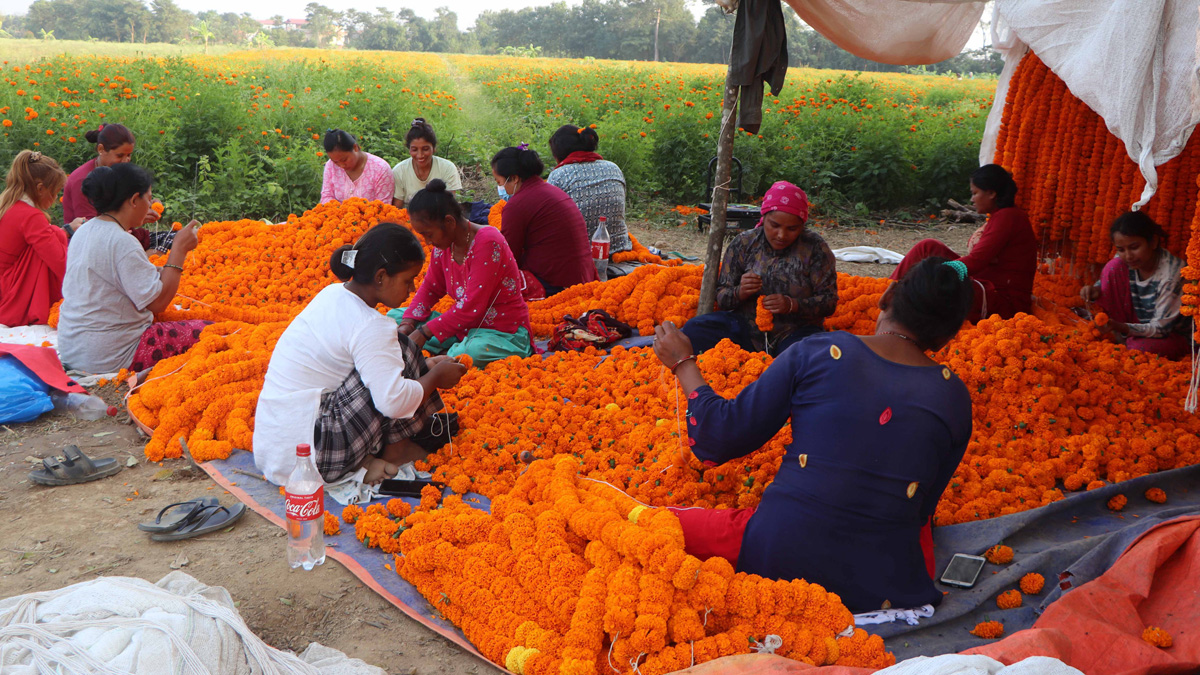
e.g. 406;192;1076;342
1126;248;1186;338
716;227;838;349
547;159;633;254
404;226;532;343
320;153;395;204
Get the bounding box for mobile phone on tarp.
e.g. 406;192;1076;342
377;479;444;497
940;553;986;588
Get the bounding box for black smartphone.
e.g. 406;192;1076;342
377;479;445;497
940;553;986;588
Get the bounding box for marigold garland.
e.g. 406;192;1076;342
1019;573;1044;595
755;297;774;332
1141;626;1173;648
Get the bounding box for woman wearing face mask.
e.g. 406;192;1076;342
254;224;467;486
57;163;204;374
319;129;395;205
681;181;837;354
396;179;533;367
0;150;69;327
61;124;161;250
391;118;462;208
492;145;596;297
891;164;1036;322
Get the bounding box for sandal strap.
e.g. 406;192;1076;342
61;446;96;473
153;499;205;525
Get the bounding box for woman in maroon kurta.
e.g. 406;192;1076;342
0;151;69;327
892;164;1036;320
62;124;160;249
491;145;596;296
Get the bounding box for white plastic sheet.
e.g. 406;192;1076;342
782;0;986;65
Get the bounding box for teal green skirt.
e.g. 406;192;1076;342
387;308;533;368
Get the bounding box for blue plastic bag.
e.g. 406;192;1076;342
0;355;53;424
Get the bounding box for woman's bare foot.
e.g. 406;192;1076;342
362;456;399;485
381;439;429;467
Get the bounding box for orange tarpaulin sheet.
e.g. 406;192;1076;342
671;516;1200;675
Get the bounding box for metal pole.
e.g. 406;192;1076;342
696;77;738;317
654;9;661;62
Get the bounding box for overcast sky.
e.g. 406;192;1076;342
0;0;709;28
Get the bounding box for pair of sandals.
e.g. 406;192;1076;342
138;497;246;541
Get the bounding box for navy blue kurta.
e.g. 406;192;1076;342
687;331;972;613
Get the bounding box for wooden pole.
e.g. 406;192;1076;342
696;76;739;317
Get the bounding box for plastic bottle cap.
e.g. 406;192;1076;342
296;443;311;457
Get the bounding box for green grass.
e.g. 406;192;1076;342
2;38;237;66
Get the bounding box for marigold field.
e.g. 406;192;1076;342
1;49;993;220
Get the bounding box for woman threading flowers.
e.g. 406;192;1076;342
651;257;974;613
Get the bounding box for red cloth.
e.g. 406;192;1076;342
499;175;597;289
0;344;85;393
1097;256;1190;359
62;157;151;250
553;151;603;168
668;506;756;565
756;180;810;228
128;320;211;372
890;239;990;322
0;201;67;327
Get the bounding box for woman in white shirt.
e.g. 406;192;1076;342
253;223;467;486
391;118;462;208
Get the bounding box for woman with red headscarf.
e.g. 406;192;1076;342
681;181;837;354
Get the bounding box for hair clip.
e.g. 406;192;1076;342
517;143;529;151
29;151;42;162
341;249;357;269
411;119;422;127
943;260;968;281
326;128;335;134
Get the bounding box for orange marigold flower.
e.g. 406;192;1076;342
456;353;474;369
323;511;341;535
1108;494;1127;511
984;545;1013;564
1141;626;1172;648
365;502;387;517
996;589;1022;609
1094;312;1109;327
970;621;1004;639
341;504;364;524
386;498;412;519
1145;488;1167;504
151;202;165;214
755;297;774;332
1019;573;1045;595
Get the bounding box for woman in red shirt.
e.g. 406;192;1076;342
0;150;69;327
62;124;161;249
492;145;596;297
892;164;1036;320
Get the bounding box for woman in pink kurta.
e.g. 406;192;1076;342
396;180;533;367
319;129;395;204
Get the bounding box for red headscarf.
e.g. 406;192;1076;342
756;181;809;228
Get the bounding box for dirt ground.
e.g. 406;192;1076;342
0;219;971;673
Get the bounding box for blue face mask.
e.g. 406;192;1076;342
497;184;509;200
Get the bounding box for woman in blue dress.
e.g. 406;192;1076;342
651;257;974;613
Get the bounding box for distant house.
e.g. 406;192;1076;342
258;18;308;31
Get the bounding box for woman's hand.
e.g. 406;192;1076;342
1080;285;1100;302
427;359;467;389
426;354;449;367
737;273;763;301
398;321;417;336
761;294;794;314
653;321;694;369
410;326;429;348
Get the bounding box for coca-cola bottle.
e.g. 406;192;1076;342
591;216;611;282
285;443;325;570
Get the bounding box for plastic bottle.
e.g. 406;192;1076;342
285;443;326;570
50;392;109;421
591;216;611;282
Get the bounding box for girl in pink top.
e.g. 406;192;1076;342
319;129;395;204
398;179;533;367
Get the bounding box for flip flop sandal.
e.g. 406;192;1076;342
138;497;219;533
28;445;122;486
150;503;246;541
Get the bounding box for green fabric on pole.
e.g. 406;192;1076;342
387;308;532;367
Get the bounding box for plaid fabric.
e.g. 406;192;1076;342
313;332;444;482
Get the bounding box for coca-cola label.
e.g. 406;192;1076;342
591;241;610;260
285;487;324;522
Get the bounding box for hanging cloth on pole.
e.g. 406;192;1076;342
729;0;788;134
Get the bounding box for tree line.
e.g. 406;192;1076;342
0;0;1002;75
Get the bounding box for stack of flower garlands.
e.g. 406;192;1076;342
392;457;894;673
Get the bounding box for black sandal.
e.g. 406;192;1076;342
138;497;219;533
149;503;246;541
29;446;122;486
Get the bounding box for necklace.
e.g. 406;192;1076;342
882;330;917;344
453;227;476;263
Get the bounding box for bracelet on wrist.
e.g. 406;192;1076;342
669;354;696;373
163;263;184;272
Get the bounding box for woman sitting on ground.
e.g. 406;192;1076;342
392;118;462;208
254;224;468;486
396;180;534;367
892;164;1036;321
652;256;974;613
57;163;202;374
1081;211;1190;359
681;181;836;354
546;124;632;255
62;124;163;250
319;129;395;205
0;151;69;327
493;145;596;297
